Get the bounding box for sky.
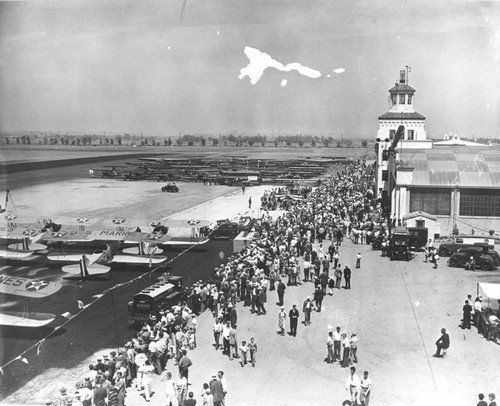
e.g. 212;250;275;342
0;0;499;139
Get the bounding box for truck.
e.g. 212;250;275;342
127;275;185;325
388;226;410;261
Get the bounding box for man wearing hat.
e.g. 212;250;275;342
209;373;224;406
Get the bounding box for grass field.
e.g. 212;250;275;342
0;144;375;164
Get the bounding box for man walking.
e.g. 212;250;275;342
433;327;450;358
289;305;299;337
344;265;351;289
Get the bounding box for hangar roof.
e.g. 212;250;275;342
398;146;500;188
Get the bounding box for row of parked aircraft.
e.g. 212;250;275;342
0;212;212;328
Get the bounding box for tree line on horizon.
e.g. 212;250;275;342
0;133;371;148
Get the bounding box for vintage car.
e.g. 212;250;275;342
447;247;496;271
387;226;410;261
161;182;179;192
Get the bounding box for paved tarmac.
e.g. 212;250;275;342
2;181;500;405
116;235;500;406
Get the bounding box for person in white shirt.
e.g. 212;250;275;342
333;327;342;361
134;349;148;390
341;333;351;367
139;360;155;402
350;333;359;363
326;332;334;363
346;366;361;405
360;370;373;406
161;371;178;406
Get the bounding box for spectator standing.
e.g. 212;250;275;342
335;265;342;289
474;296;483;326
341;333;351;368
356;253;362;268
278;306;287;336
344;266;351;289
178;350;193;382
140;360;155;402
477;393;488;406
289;305;299;337
176;372;188;406
277;279;286;306
161;371;178;406
346;366;361;405
303;296;313;325
209;374;224;406
360;371;372;406
333;327;342;361
213;318;222;350
462;300;473;329
314;286;324;312
239;341;249;366
489;393;497;406
326;331;334;363
185;392;196;406
350;333;358;363
248;337;258;367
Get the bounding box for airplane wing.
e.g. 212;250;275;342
41;229;94;242
0;311;56;328
111;255;168;265
88;230;171;242
0;214;45;239
162;219;212;228
0;275;62;298
52;216;101;228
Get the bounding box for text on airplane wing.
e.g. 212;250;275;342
89;230;171;242
0;275;62;298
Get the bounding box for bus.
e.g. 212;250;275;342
127;276;184;325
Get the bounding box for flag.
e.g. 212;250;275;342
77;300;85;310
61;312;71;319
0;367;3;376
21;357;28;364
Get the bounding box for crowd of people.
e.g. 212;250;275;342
52;160;381;406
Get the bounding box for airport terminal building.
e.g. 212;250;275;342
375;70;500;237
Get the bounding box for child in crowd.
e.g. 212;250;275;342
248;337;258;367
239;340;249;366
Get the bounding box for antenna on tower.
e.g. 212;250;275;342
406;65;412;85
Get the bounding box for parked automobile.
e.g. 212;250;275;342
447;247;496;271
210;216;256;240
438;236;494;257
161;182;179;192
387;226;410;261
